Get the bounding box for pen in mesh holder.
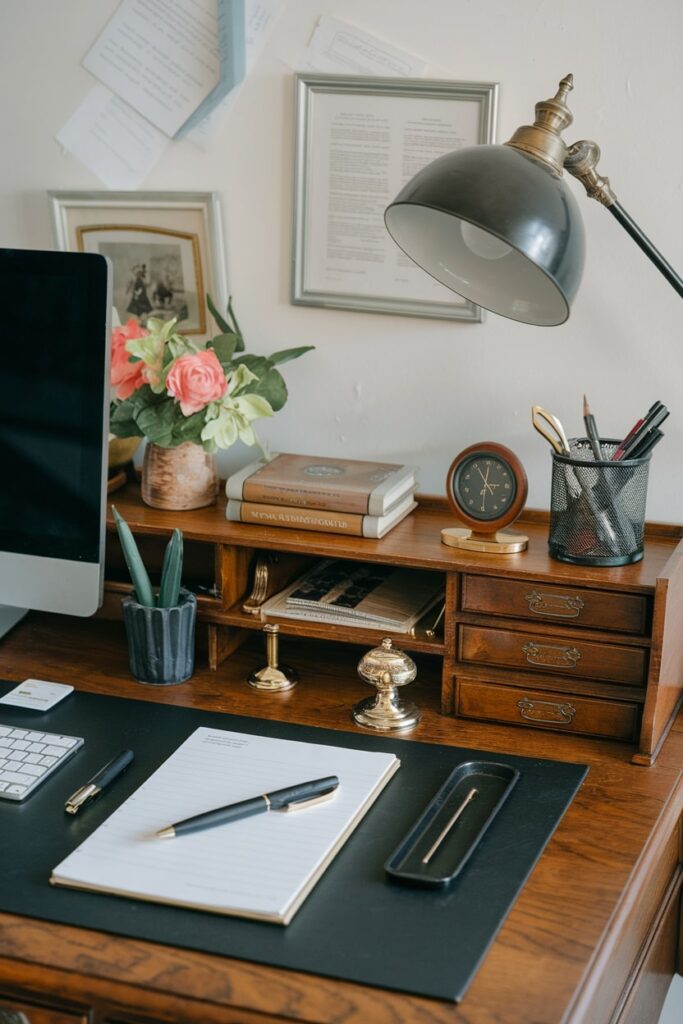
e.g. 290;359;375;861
548;439;651;566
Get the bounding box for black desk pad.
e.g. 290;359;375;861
0;683;587;1002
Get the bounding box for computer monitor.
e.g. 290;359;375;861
0;248;111;638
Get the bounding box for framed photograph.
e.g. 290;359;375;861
47;191;227;337
292;74;498;322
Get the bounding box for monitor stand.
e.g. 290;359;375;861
0;605;28;640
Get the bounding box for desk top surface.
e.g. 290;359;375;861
0;612;681;1024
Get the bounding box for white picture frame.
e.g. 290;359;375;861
47;191;227;338
292;74;498;322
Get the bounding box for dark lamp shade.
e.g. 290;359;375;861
384;145;586;326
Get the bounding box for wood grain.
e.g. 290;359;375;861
102;480;683;761
0;613;681;1024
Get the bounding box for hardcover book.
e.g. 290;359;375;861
225;453;417;515
260;559;444;633
226;493;417;538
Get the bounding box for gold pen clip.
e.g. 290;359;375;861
65;783;101;815
276;790;337;813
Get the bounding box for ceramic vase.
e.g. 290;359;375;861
122;587;197;685
141;441;218;510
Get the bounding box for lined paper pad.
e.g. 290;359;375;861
51;727;399;924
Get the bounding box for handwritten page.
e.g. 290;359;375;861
82;0;227;137
56;84;169;190
51;727;399;924
294;15;427;77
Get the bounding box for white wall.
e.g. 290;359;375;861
2;0;682;519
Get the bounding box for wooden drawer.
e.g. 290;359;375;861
461;575;649;634
455;677;640;740
459;624;648;685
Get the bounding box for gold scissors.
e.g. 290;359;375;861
531;406;570;455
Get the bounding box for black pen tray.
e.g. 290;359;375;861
385;760;519;887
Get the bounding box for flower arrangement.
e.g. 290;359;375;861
109;297;312;453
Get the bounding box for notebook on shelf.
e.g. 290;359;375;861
50;726;400;925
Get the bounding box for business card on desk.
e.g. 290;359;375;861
0;679;74;711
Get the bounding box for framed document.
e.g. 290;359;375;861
292;74;498;322
47;191;227;339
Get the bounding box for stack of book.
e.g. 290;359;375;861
225;453;418;538
260;558;444;634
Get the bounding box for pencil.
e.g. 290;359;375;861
582;395;603;461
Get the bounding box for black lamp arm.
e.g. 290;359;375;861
565;139;683;298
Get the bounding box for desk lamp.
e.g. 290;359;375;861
384;75;682;325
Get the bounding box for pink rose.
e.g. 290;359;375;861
166;349;228;416
111;319;148;400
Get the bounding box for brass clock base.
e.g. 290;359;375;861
441;527;528;553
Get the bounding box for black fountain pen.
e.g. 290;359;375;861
65;750;135;814
156;775;340;839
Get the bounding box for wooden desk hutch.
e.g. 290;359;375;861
0;483;681;1023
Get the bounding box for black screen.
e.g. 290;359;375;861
0;249;109;563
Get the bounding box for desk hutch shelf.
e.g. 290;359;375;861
105;482;683;766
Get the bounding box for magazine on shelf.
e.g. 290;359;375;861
260;559;444;633
225;453;417;515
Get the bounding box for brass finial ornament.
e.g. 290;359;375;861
353;638;421;731
505;73;618;206
247;624;298;691
505;74;576;176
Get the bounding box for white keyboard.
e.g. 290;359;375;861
0;724;84;801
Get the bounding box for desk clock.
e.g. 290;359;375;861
442;442;529;553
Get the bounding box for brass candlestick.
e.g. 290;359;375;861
353;638;421;731
247;624;298;691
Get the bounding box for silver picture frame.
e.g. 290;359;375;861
47;191;227;338
292;74;498;322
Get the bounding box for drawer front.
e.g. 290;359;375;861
455;677;640;740
461;576;649;634
459;624;648;685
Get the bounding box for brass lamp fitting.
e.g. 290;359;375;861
505;73;618;206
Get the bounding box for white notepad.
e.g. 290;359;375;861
51;727;400;925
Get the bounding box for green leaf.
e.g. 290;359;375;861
209;332;240;367
227;297;245;352
109;400;144;438
268;345;315;365
136;402;177;447
112;505;155;607
242;365;288;412
207;293;231;334
232;354;271;375
172;410;206;445
158;529;183;608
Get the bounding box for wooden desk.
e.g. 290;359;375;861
0;614;680;1024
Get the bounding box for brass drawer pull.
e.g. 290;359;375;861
525;589;585;619
517;698;577;725
522;640;582;669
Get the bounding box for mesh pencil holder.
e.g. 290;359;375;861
548;439;651;566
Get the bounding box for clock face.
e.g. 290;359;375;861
446;443;528;533
453;453;517;521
